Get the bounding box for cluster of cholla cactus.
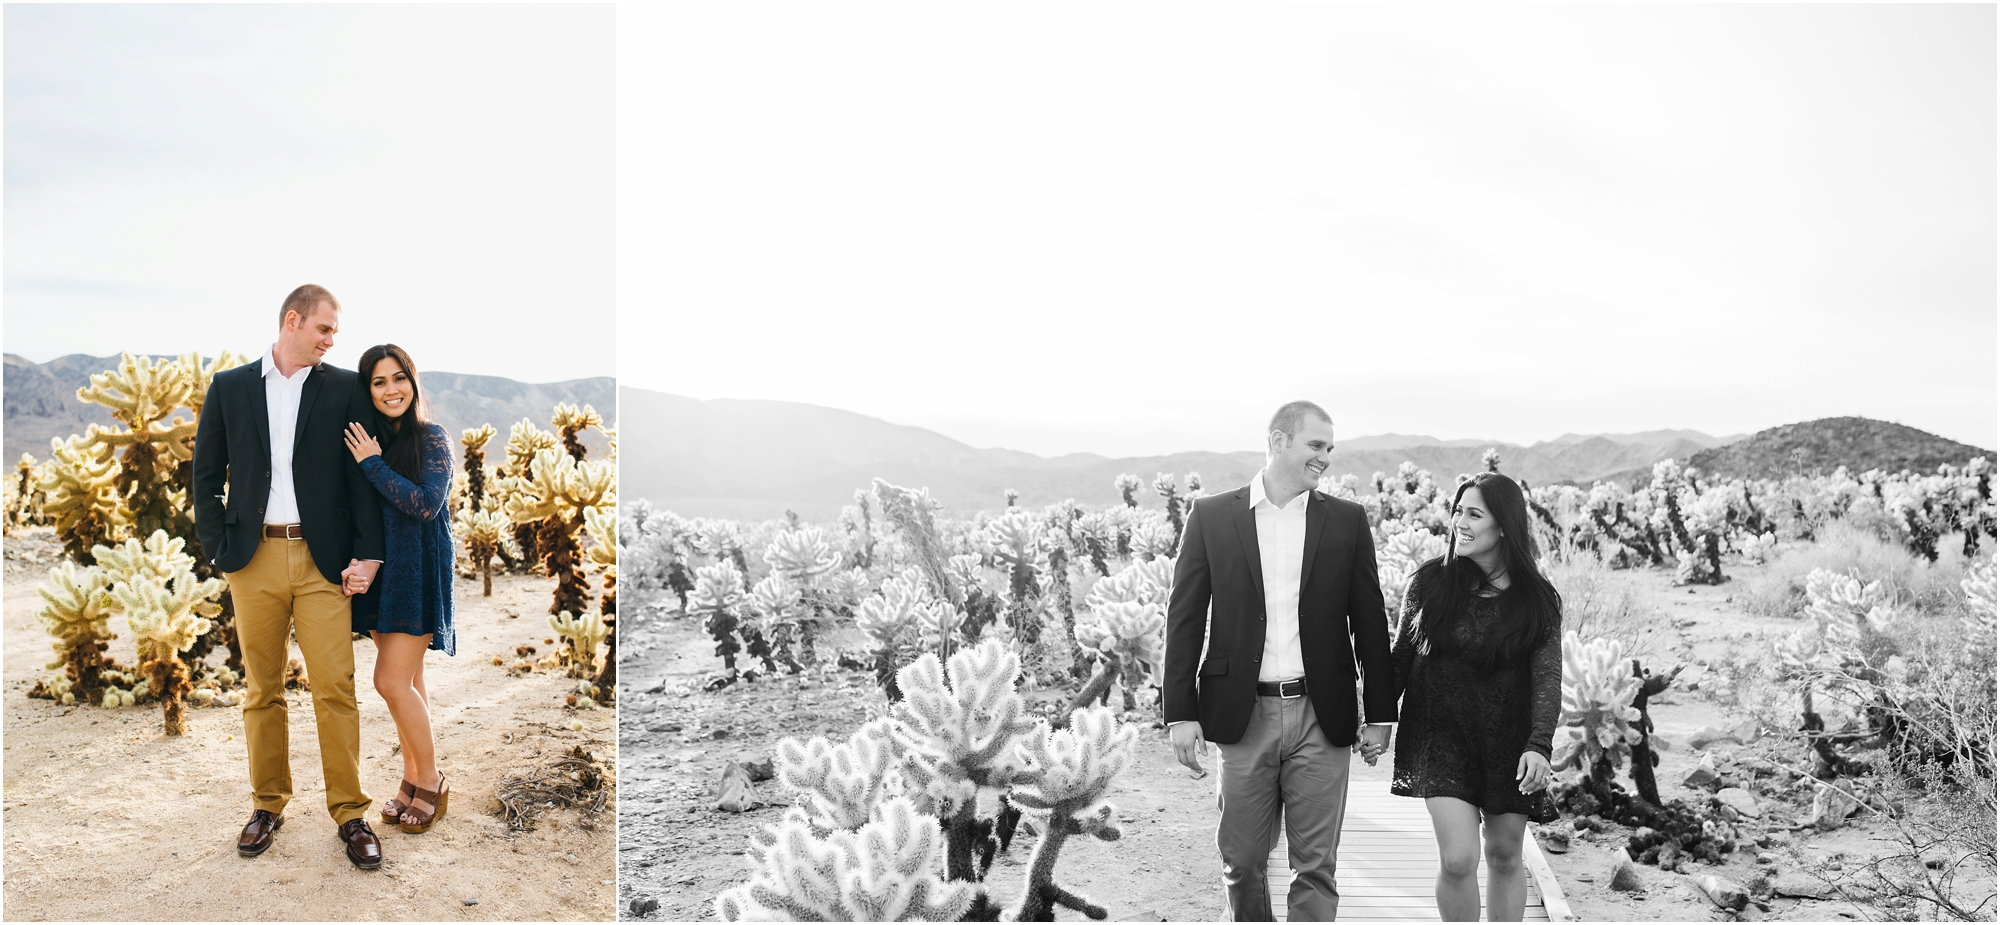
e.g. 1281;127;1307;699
750;524;847;669
496;426;615;617
854;573;965;696
33;531;228;733
452;423;520;594
1374;525;1448;616
1068;555;1172;716
549;608;610;679
689;558;773;685
716;640;1137;922
1768;568;1984;776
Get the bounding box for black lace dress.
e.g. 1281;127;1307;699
1389;566;1561;822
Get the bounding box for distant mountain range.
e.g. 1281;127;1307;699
620;388;1769;520
4;353;614;463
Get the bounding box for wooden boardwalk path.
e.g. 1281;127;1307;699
1266;780;1572;922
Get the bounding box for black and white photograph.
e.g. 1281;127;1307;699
613;3;1994;922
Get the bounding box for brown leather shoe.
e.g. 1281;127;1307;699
238;809;283;857
338;818;383;870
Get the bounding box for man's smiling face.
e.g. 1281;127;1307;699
1267;414;1334;499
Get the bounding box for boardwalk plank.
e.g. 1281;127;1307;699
1250;780;1563;922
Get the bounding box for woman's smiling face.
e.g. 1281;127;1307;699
1451;485;1504;560
369;357;412;419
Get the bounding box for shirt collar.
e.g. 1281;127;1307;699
1249;469;1310;512
263;345;313;381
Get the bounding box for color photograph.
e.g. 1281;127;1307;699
613;3;1994;922
4;5;618;920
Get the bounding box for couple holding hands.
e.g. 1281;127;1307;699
191;284;458;869
1164;400;1563;922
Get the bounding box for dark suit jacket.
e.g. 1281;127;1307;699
191;358;385;585
1162;484;1398;746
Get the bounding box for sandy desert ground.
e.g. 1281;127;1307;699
616;553;1937;922
3;526;616;922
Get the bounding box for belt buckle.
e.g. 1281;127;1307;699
1280;679;1304;699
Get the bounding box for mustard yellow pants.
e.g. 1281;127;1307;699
229;535;369;826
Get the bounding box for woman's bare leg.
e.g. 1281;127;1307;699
370;631;438;817
1427;797;1484;921
1482;812;1530;921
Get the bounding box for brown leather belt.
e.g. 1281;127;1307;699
1256;678;1308;698
263;523;304;539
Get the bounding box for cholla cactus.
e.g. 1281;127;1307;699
34;561;118;703
460;424;496;513
550;403;604;461
7;453;47;530
1482;448;1501;473
98;531;225;736
715;797;976;922
1129;516;1177;562
1008;706;1135;920
1069;599;1165;715
38;435;124;564
1114;473;1142;509
453;508;509;596
765;525;842;581
1552;632;1643;785
892;640;1037;885
855;576;963;695
984;508;1044;645
1152;472;1190;549
1083;556;1174;612
549;609;609;678
690;558;771;678
497;445;615;617
1777;569;1896;669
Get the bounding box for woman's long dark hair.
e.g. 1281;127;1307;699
1412;472;1562;678
355;344;431;483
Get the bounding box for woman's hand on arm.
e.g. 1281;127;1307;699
344;422;381;463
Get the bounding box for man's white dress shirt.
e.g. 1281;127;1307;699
1249;469;1309;683
262;345;312;525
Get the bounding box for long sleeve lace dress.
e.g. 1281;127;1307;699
1389;565;1561;821
350;421;456;656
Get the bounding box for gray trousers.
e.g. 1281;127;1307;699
1214;695;1351;922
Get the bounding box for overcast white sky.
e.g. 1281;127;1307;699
6;4;615;382
621;2;1995;456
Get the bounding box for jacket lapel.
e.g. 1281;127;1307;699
1233;486;1266;613
248;359;272;461
1300;491;1328;589
294;364;324;450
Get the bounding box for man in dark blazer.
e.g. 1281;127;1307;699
192;284;387;870
1163;400;1399;921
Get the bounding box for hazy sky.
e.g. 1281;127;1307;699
622;2;1995;456
6;4;615;382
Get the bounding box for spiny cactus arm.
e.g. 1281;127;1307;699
35;562;116;647
117;566;224;656
358;423;454;520
76;353;194;432
461;423;497;454
1161;500;1211;725
182;351;239;412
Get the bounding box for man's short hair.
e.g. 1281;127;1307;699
1268;400;1332;440
278;284;339;328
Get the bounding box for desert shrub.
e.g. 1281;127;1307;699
1740;521;1972;622
1546;556;1664;664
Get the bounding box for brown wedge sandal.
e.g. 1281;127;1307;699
380;780;417;825
399;774;449;834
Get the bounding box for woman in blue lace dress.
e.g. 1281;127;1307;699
342;344;455;834
1388;473;1563;922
